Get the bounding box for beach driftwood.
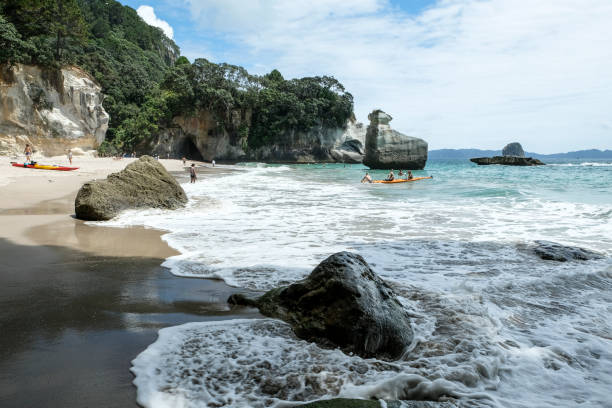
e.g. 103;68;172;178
229;251;414;360
74;155;187;220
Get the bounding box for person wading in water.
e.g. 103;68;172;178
190;163;197;183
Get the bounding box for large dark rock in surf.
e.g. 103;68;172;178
502;142;525;157
75;155;187;221
228;252;413;360
470;156;544;166
363;110;428;170
533;241;603;262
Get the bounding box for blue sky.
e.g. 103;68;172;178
118;0;612;153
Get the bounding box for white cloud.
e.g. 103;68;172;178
137;5;174;39
184;0;612;152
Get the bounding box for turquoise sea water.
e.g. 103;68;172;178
105;158;611;408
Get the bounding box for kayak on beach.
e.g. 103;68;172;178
373;176;433;184
11;162;79;171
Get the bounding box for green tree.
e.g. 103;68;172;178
0;14;33;65
2;0;87;62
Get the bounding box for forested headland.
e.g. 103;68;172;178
0;0;354;154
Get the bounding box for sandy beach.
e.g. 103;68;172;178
0;154;258;407
0;154;191;254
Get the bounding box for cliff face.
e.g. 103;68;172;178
144;110;366;163
0;64;109;156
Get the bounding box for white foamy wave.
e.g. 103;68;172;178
105;165;611;290
131;319;489;408
550;162;612;167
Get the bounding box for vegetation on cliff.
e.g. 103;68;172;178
1;0;179;153
1;0;353;154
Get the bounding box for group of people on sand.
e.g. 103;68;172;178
361;169;413;183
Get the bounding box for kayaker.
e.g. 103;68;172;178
24;144;32;163
407;171;413;179
361;172;372;183
190;163;197;183
398;170;404;177
385;170;395;181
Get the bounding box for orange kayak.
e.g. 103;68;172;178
372;176;432;184
11;162;79;171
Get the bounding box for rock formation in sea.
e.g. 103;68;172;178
228;251;414;360
140;112;367;163
362;110;428;170
74;156;187;221
0;64;109;156
470;156;545;166
502;142;525;157
471;142;544;166
533;240;603;262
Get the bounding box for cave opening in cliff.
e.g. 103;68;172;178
179;137;204;162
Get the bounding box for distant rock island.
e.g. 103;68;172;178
429;148;612;160
470;142;545;166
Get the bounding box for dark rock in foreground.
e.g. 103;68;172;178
470;156;545;166
228;252;413;360
502;142;525;157
75;156;187;220
363;110;428;170
534;240;604;262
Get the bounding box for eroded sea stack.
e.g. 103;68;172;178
363;110;428;170
228;251;414;360
75;156;187;221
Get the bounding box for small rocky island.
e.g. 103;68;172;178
470;142;545;166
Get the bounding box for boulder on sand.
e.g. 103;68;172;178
75;156;187;221
363;110;428;170
228;251;414;360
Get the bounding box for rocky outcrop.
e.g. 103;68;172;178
502;142;525;157
533;241;603;262
143;112;367;163
470;156;544;166
363;110;428;170
0;64;109;156
74;156;187;221
228;251;413;360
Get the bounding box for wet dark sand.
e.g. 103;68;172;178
0;238;260;408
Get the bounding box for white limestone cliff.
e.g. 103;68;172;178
0;64;109;157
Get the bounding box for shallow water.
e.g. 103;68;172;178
108;159;612;407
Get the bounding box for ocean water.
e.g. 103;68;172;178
105;159;611;407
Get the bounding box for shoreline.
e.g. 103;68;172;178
0;155;259;407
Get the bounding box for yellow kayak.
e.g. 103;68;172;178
372;176;432;184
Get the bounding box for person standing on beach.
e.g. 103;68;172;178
24;144;33;163
190;163;197;183
67;149;73;165
212;159;216;167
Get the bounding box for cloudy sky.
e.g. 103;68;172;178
119;0;612;153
